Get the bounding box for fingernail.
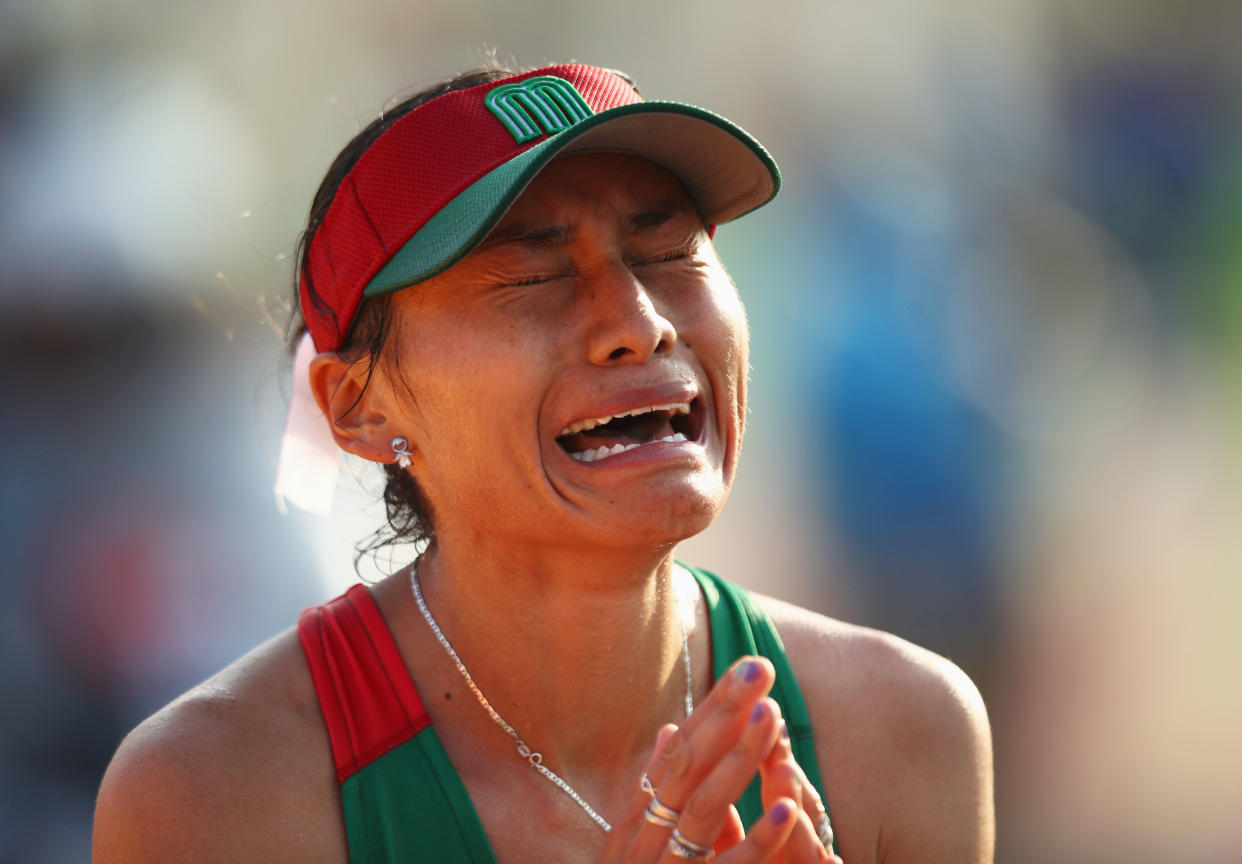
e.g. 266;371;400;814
735;659;761;683
750;702;765;722
780;721;790;740
771;801;792;825
655;724;678;753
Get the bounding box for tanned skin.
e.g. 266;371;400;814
94;155;993;864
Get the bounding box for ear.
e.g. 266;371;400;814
308;352;394;464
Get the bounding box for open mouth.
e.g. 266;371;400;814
556;399;704;463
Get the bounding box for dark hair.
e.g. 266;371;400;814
288;66;516;565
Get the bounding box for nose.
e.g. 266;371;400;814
583;262;677;365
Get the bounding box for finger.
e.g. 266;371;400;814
714;804;745;854
670;698;782;856
603;724;681;862
711;798;798;864
654;723;679;755
624;725;712;862
639;722;680;800
760;756;803;819
759;708;802;812
637;723;680;800
762;721;835;854
665;655;775;746
628;660;774;863
647;656;775;797
779;809;832;864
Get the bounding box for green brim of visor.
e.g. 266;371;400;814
363;100;782;297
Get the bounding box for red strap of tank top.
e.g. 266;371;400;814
298;584;432;783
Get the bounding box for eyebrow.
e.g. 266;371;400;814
626;197;702;233
627;207;676;232
477;200;695;254
476;223;571;253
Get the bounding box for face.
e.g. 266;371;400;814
366;153;750;553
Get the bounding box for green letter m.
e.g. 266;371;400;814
484;76;595;143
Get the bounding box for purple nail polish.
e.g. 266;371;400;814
771;801;792;825
780;721;790;740
736;659;761;683
750;703;765;723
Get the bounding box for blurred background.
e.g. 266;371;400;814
2;0;1240;860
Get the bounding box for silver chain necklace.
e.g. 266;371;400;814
409;562;694;833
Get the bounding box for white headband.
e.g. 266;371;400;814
274;331;340;514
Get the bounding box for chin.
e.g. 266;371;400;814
596;479;729;550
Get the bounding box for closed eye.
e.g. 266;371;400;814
506;272;571;287
509;275;554;287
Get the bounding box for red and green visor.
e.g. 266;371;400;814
300;63;781;352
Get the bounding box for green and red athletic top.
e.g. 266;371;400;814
298;565;834;862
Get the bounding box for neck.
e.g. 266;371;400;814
411;537;700;796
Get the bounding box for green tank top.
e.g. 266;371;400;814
298;565;835;862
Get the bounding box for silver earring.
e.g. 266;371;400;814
391;436;412;468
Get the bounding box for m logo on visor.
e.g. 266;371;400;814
484;76;595;143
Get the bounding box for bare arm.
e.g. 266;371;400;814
760;596;995;864
874;647;994;864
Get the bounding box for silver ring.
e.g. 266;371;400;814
667;828;714;860
815;813;834;848
644;795;680;829
640;772;655;796
672;828;713;856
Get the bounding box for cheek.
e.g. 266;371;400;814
388;320;545;449
724;290;750;366
694;277;749;382
725;301;750;429
668;272;750;436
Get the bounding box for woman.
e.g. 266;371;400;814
93;64;994;863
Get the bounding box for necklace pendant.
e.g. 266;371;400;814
516;741;542;766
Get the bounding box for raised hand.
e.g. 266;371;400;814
598;656;840;863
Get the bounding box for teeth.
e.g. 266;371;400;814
567;432;692;462
558;402;691;437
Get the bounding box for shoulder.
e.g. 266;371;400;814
92;627;347;864
755;594;989;735
755;594;994;864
